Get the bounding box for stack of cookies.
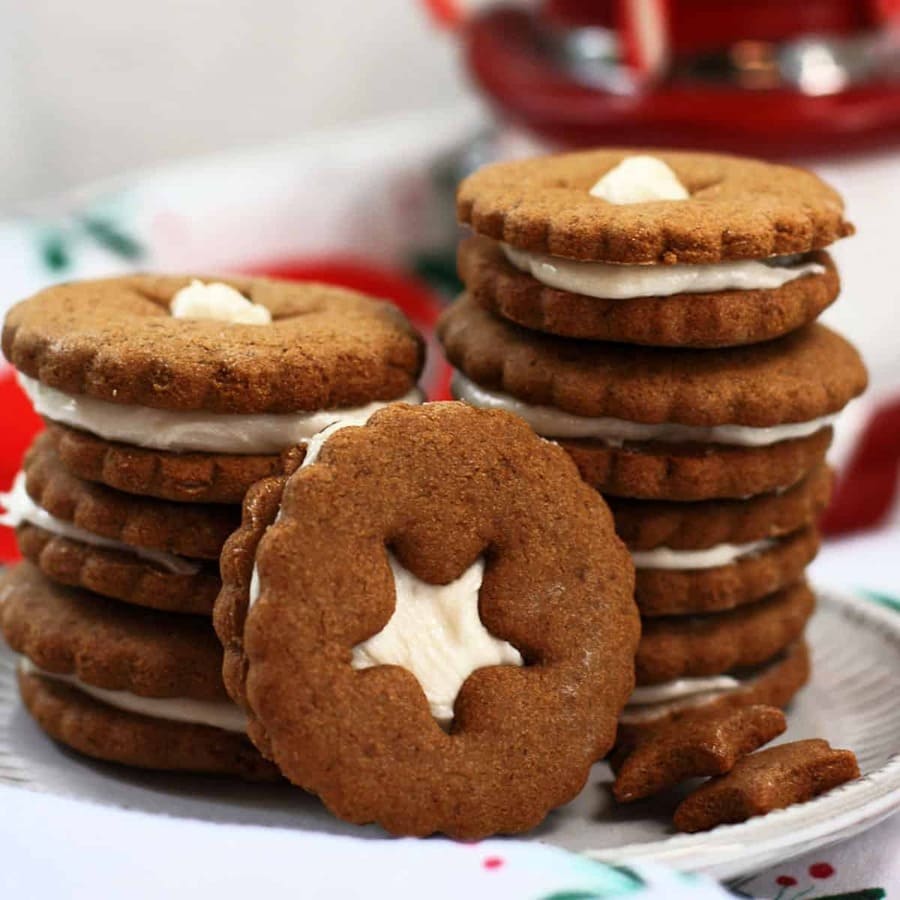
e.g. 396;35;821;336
0;274;424;777
439;149;868;745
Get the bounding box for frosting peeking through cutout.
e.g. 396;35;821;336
170;280;272;325
590;156;689;204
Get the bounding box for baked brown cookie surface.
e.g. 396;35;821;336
45;422;283;504
439;296;866;427
22;434;239;558
460;236;840;347
673;739;860;832
216;402;638;839
619;641;810;742
634;526;820;616
636;581;815;685
458;149;851;264
15;523;220;615
1;562;226;700
612;705;787;803
18;669;278;780
609;465;832;550
561;431;832;501
3;274;424;413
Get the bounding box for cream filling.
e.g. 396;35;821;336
18;374;423;455
248;414;523;727
502;245;824;300
620;655;785;725
19;658;247;733
630;538;774;571
0;473;200;575
589;155;690;204
170;280;272;324
451;372;835;448
628;676;741;708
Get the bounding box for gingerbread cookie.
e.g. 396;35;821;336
459;235;840;347
440;295;866;499
636;581;814;685
458;150;851;265
633;525;819;616
14;523;220;615
216;402;638;838
20;434;238;558
673;739;860;832
619;641;810;742
609;465;832;551
3;275;424;502
1;563;276;778
611;704;787;803
44;421;284;505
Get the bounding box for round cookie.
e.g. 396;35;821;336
634;526;820;617
559;430;832;501
3;274;424;414
21;434;239;559
18;671;277;780
635;581;815;686
216;402;638;839
619;641;811;744
458;149;852;265
440;295;866;500
609;465;832;551
14;523;220;615
44;421;283;505
459;235;841;347
1;563;276;779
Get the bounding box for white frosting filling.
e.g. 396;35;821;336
352;556;522;727
452;372;835;448
170;280;272;325
589;155;690;204
620;655;786;724
248;412;523;726
502;244;825;301
0;473;200;575
18;374;423;455
630;538;774;571
628;675;741;707
19;658;247;733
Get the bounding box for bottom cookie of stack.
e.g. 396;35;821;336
0;563;277;780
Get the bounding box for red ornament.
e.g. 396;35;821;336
482;856;504;870
776;875;798;886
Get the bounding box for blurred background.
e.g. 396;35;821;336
1;0;899;571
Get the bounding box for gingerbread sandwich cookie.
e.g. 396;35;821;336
457;150;849;346
216;402;638;838
1;563;277;779
3;275;424;503
618;641;810;744
1;435;236;614
439;296;866;500
635;581;815;686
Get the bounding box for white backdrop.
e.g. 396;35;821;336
0;0;467;207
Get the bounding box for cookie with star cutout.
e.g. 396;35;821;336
215;401;638;839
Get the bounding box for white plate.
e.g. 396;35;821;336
0;587;898;882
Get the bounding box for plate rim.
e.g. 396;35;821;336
584;586;900;880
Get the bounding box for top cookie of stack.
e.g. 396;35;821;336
458;149;849;348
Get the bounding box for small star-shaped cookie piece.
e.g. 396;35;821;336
612;704;787;803
674;738;860;833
